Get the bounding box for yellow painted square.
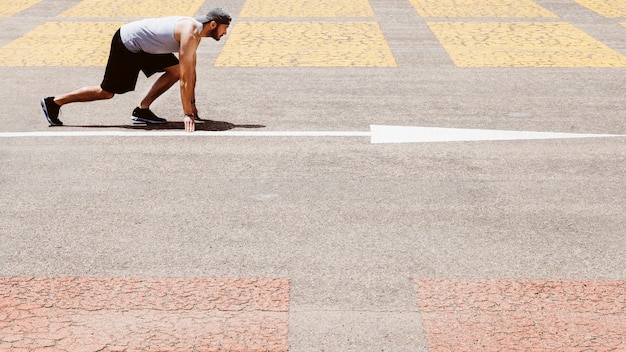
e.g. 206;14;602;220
0;22;123;66
239;0;374;18
572;0;626;18
0;0;44;17
215;22;396;67
59;0;205;18
409;0;557;18
427;22;626;67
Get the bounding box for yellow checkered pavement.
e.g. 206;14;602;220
408;0;557;18
59;0;205;18
0;0;624;68
412;0;626;67
216;0;394;67
428;22;626;67
0;22;123;66
0;0;44;17
239;0;374;18
215;22;395;67
572;0;626;18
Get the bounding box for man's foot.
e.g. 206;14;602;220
40;97;62;126
131;107;167;124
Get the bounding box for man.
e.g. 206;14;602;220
40;8;231;133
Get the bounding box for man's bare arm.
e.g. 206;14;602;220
176;19;200;132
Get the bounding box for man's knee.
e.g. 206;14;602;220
165;65;181;80
99;88;115;99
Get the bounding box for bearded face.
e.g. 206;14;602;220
210;23;228;41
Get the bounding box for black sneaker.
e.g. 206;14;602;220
40;97;62;126
131;107;167;124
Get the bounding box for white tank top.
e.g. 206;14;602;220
120;16;202;54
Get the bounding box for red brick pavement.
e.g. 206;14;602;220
5;276;625;351
413;279;626;352
0;277;289;352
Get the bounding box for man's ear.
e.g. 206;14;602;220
209;21;218;29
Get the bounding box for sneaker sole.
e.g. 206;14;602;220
131;116;167;124
40;98;62;126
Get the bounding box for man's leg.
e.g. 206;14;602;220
54;86;115;106
138;64;180;109
130;64;179;124
41;86;114;126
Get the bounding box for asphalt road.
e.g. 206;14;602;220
1;0;625;351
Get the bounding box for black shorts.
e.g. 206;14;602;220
100;29;179;94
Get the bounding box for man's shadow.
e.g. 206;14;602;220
67;118;265;131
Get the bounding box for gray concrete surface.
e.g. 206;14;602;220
1;0;625;351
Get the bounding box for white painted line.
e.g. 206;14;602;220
1;126;623;143
369;125;625;144
0;130;371;138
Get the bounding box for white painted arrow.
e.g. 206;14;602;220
0;126;623;143
369;125;624;144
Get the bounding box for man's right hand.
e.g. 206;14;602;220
184;114;195;133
